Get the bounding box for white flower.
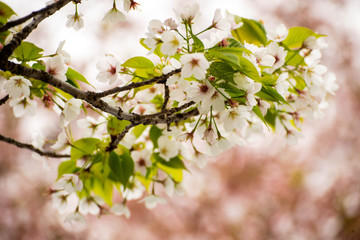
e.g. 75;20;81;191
76;116;105;137
180;53;209;79
234;74;262;107
9;97;37;118
212;9;231;31
198;88;230;114
46;55;68;82
51;132;71;151
64;212;86;224
322;72;338;95
4;76;31;99
266;42;287;70
275;72;291;97
56;40;71;65
122;178;145;200
164;18;178;30
175;3;200;24
186;80;214;104
96;56;122;84
102;7;126;24
267;24;288;42
148;19;165;34
62;98;83;122
158;135;179;161
245;43;275;67
54;174;83;193
202;126;217;145
79;198;100;215
219;105;251;132
143;195;166;209
131;148;151;175
110;203;130;218
123;0;140;12
51;191;69;214
66;12;84;31
160;31;185;56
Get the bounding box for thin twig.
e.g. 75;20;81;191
0;0;78;33
0;0;73;60
106;123;135;152
92;69;181;98
0;95;9;106
0;133;70;158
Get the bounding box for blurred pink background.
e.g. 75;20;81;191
1;0;360;239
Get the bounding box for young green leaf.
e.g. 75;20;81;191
57;159;79;179
122;56;154;69
12;41;44;62
0;2;15;24
209;61;235;83
149;125;163;148
283;26;325;49
231;18;267;46
66;67;93;87
71;138;101;161
107;116;131;136
108;151;134;186
256;85;287;103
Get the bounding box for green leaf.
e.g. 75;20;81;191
153;154;186;182
107;116;131;136
122;56;154;69
71;138;101;161
252;105;268;128
209;61;235;83
66;67;93;87
132;124;147;138
31;62;46;71
150;94;164;111
231;18;267;46
256;85;287;103
208;49;259;80
108;151;134;186
12;41;44;62
264;106;277;130
260;74;277;85
238;56;260;80
92;178;113;206
149;126;163;148
0;2;15;24
219;82;246;99
191;33;205;52
283;26;325;49
284;50;305;67
57;159;79;179
137;166;157;192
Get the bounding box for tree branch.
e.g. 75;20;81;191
0;0;78;33
92;69;181;98
106;123;135;152
0;95;9;106
0;133;70;158
0;0;74;60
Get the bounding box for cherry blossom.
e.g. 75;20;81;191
9;97;37;118
96;56;122;84
102;5;126;24
79;198;100;215
3;76;31;99
143;195;166;209
175;3;200;24
46;55;68;82
267;23;289;42
158;136;179;161
160;31;185;56
180;53;210;79
66;12;84;31
54;174;83;193
110;203;130;218
62;98;83;123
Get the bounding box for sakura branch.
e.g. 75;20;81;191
0;133;70;158
0;1;338;221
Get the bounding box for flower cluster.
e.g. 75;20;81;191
0;1;337;221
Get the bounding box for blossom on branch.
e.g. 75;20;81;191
4;76;31;99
